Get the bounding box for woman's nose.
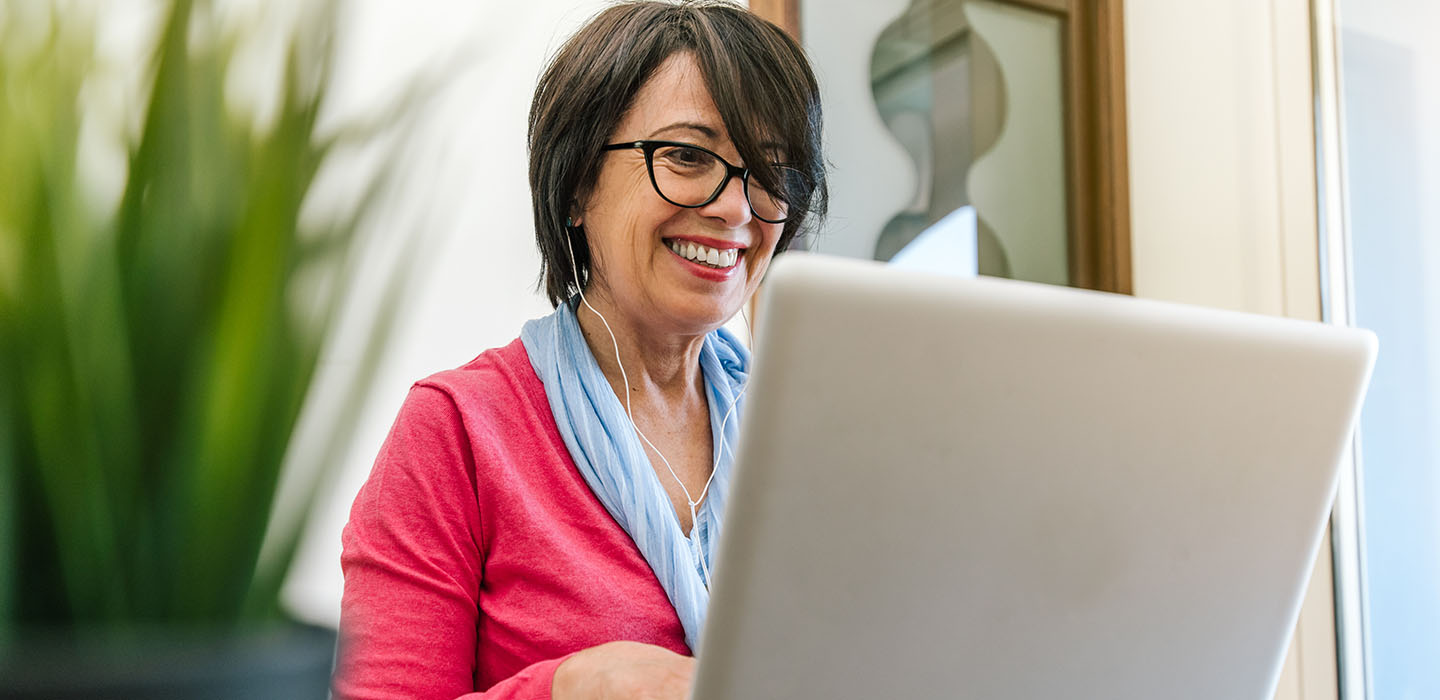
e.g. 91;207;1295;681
698;172;754;227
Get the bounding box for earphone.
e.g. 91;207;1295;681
564;217;749;590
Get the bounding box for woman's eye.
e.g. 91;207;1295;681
659;146;710;168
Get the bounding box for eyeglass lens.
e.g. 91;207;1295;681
649;144;796;223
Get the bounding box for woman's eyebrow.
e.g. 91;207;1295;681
647;123;789;161
648;122;719;140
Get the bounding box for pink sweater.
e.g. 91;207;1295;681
332;339;690;700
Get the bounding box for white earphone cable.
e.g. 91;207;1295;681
565;229;749;589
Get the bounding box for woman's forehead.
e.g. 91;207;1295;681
623;54;727;141
618;53;785;156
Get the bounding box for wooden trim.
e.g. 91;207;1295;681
1065;0;1133;294
748;0;802;324
748;0;802;38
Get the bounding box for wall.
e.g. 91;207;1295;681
1126;0;1319;319
283;0;611;624
1125;1;1333;699
797;0;915;259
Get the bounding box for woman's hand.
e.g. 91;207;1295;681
552;640;696;700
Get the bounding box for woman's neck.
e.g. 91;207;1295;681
573;292;706;407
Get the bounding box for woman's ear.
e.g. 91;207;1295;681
568;198;586;229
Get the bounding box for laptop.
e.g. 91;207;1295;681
692;253;1376;700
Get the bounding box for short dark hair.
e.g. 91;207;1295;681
527;0;827;307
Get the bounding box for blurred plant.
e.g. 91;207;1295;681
0;0;416;631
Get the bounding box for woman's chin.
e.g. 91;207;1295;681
658;296;745;336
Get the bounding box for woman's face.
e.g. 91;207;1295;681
576;51;784;338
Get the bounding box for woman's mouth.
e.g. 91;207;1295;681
665;238;740;269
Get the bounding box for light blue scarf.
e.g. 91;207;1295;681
520;299;749;652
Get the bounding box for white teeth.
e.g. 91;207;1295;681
668;239;741;269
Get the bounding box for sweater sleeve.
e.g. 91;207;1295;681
331;384;566;700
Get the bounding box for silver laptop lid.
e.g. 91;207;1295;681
694;253;1375;700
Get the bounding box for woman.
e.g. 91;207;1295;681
332;2;825;698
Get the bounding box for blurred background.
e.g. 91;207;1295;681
1;0;1435;698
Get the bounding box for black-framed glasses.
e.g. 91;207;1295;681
600;140;809;224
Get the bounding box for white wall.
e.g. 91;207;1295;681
283;0;613;626
1126;0;1319;320
798;0;915;259
1124;1;1332;699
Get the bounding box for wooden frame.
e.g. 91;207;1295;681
748;0;802;38
1064;0;1132;294
750;0;1133;295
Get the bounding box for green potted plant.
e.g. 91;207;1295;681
0;1;416;695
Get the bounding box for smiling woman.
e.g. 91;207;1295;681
570;52;794;337
330;3;826;700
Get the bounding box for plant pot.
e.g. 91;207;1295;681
0;622;336;700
